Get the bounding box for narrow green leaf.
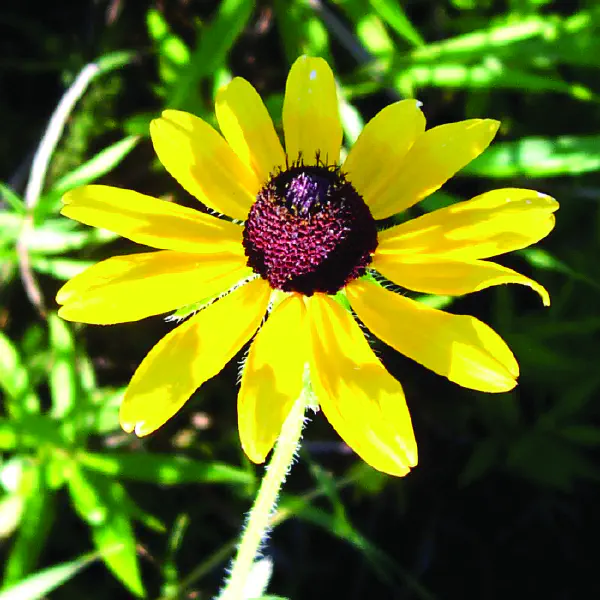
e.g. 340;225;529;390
66;462;109;526
0;332;40;418
95;50;137;75
78;451;253;486
0;553;94;600
368;0;424;47
0;183;26;215
0;494;24;540
50;136;140;197
408;17;553;62
167;0;253;110
0;420;18;450
147;9;191;88
89;478;145;597
25;220;117;255
274;0;332;65
393;60;596;101
335;0;395;60
0;213;22;249
464;135;600;178
85;387;123;434
0;416;64;451
30;257;95;280
66;467;144;596
2;465;54;587
48;313;77;420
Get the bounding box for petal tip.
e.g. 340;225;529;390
244;446;268;465
120;419;135;434
56;305;76;322
55;288;70;306
120;417;155;437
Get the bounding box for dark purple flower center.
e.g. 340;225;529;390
242;163;378;296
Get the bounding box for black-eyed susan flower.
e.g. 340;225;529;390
57;57;557;477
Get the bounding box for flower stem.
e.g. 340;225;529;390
217;395;308;600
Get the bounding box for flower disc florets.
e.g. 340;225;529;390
243;161;378;295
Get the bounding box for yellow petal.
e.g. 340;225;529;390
377;188;558;260
150;110;261;221
347;279;518;393
238;294;307;463
373;255;550;306
120;278;271;436
215;77;285;184
308;294;417;477
57;251;251;324
282;56;342;165
343;100;425;209
370;119;500;219
61;185;244;254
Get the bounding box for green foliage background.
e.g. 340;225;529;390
1;0;598;598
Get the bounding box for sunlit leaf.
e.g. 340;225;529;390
0;332;39;418
274;0;332;64
368;0;424;47
79;452;254;486
0;553;94;600
49;136;140;199
48;313;78;421
2;465;54;587
464;135;600;178
0;183;26;215
167;0;254;110
30;257;96;280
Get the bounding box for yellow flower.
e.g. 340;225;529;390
57;56;558;477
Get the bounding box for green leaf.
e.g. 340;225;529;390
0;416;64;451
167;0;254;110
335;0;395;60
2;464;54;587
368;0;424;47
85;387;124;434
78;452;253;486
0;213;22;249
90;479;145;597
0;332;40;418
407;16;554;63
392;60;596;101
66;462;109;526
21;219;117;255
0;494;24;540
48;313;78;421
95;50;137;75
463;135;600;178
66;467;144;596
147;9;191;89
0;553;94;600
274;0;332;65
49;135;140;198
0;421;17;451
0;183;26;215
30;257;95;280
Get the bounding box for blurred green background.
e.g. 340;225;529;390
1;0;599;598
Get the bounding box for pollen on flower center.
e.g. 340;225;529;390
243;162;378;295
